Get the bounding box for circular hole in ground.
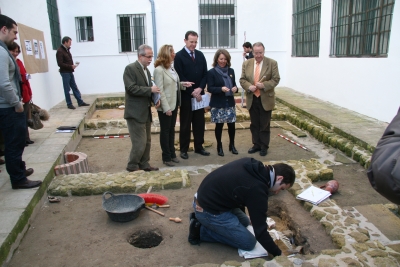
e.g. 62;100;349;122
128;228;163;249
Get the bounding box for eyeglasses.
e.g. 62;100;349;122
141;55;153;59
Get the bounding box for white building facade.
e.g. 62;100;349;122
1;0;398;122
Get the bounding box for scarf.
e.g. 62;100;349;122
0;40;22;97
214;65;233;96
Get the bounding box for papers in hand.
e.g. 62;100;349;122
296;185;331;205
152;92;160;105
191;94;210;111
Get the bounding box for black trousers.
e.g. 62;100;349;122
158;108;178;162
249;96;272;150
179;98;205;152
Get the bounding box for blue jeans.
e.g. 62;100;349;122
60;72;84;106
193;201;256;251
0;107;28;184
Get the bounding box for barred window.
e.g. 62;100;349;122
75;17;94;42
292;0;321;57
46;0;61;50
330;0;395;57
199;0;236;49
117;14;146;52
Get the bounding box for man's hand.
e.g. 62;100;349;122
166;110;172;116
15;102;24;113
242;51;247;57
152;85;160;93
191;87;202;98
155;100;161;108
232;86;238;93
72;65;77;70
248;85;257;92
255;82;265;89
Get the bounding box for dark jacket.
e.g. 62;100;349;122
245;51;254;59
197;157;281;256
56;45;74;73
207;68;236;108
367;108;400;204
173;47;208;100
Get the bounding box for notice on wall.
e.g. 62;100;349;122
33;39;40;59
39;41;45;59
18;23;48;73
24;40;33;55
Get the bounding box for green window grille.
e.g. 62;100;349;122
330;0;395;57
199;0;237;49
292;0;322;57
75;17;94;42
46;0;61;50
117;14;146;53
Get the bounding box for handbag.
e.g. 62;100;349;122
27;101;44;130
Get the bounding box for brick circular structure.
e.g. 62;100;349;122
54;152;89;175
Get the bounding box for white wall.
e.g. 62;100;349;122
285;1;400;122
58;0;289;95
0;0;66;110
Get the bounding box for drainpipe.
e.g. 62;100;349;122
149;0;157;59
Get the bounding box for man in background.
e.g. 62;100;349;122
0;14;40;189
56;36;89;109
240;42;280;156
174;31;209;159
123;44;160;172
243;42;254;60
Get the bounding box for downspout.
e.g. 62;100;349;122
149;0;157;59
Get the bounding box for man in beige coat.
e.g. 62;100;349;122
123;44;160;172
239;42;280;156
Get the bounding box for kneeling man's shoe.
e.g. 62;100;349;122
188;217;201;245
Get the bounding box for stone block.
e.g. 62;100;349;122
303;202;314;212
341;257;362;267
373;257;398;267
324;208;338;214
367;249;388;257
331;233;346;248
349;231;369;243
312;210;326;221
318;258;338;267
321;221;333;234
344;143;355;157
357;228;370;237
351;243;369;252
320;169;333;180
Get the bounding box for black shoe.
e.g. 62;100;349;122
68;105;76;110
188;216;201;245
229;144;238;154
25;168;34;177
180;152;189;159
12;179;42;189
26;140;34;145
217;145;224;157
195;149;210;156
260;149;268;156
248;147;261;154
79;102;90;107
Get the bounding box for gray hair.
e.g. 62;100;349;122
137;44;152;57
253;42;265;50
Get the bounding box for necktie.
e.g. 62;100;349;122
190;51;195;62
254;62;261;97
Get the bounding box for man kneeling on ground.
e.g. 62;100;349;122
189;157;295;257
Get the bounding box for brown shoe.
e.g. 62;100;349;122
126;167;140;172
164;161;175;167
171;157;180;163
25;168;34;177
141;166;159;172
12;179;42;189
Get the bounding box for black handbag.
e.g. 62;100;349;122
27;102;44;130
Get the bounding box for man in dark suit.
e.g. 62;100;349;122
243;42;254;60
240;42;280;156
123;44;160;172
174;31;209;159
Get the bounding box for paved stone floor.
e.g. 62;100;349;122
1;88;399;266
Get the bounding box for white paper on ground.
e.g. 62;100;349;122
296;185;331;205
238;225;268;259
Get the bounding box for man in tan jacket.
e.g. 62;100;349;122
239;42;280;156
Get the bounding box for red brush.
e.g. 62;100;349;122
138;193;168;205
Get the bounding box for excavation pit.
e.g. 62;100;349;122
128;229;163;249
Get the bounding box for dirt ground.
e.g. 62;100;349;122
8;128;391;267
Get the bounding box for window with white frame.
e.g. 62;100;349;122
46;0;61;50
330;0;395;57
292;0;321;57
117;14;147;52
199;0;236;49
75;17;94;42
